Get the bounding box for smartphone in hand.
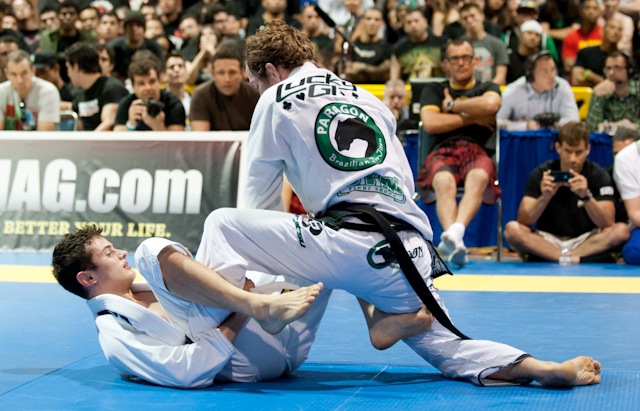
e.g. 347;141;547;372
550;170;571;183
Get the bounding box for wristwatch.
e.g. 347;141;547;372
445;100;454;113
579;189;593;202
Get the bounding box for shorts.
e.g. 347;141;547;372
416;140;501;205
536;228;600;251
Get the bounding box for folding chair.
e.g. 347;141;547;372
59;110;79;131
415;121;503;261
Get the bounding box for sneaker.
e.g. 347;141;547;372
448;245;468;268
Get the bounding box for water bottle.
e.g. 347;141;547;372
559;248;572;265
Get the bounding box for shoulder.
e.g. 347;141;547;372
34;77;59;93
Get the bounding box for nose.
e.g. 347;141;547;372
118;249;128;259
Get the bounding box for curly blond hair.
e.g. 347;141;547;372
245;20;315;78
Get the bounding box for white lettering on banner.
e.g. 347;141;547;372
43;159;77;212
0;159;203;215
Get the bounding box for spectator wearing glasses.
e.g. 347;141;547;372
586;51;640;134
416;39;501;268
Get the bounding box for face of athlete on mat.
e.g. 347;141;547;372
80;236;136;296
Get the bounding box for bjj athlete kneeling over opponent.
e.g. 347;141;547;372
51;226;431;388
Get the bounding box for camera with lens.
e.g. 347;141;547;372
142;98;165;117
533;112;561;129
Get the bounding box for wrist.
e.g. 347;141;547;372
579;189;593;202
583;69;592;81
125;121;136;131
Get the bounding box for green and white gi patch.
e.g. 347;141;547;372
315;103;386;171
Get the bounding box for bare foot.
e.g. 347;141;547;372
256;282;324;334
536;356;602;387
368;306;434;350
490;356;602;388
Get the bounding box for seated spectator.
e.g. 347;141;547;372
505;19;545;84
442;1;501;40
79;6;100;32
140;2;158;21
0;35;20;82
114;55;186;131
498;51;579;131
1;15;18;32
177;13;201;61
39;1;98;57
502;0;559;68
32;51;76;111
416;39;501;268
340;7;390;84
145;18;165;40
164;51;191;119
538;0;581;58
109;11;164;82
561;0;602;77
96;43;117;78
585;51;640;134
300;5;333;66
190;46;259;131
572;19;622;88
0;49;60;130
97;12;121;44
390;8;445;82
382;78;413;143
40;4;61;32
614;134;640;264
159;0;183;39
607;127;639;223
504;121;630;263
11;0;40;48
66;42;129;131
245;0;301;38
431;0;460;37
600;0;633;54
459;2;509;85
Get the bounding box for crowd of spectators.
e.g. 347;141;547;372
1;0;639;265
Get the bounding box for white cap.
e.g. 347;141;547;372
520;20;543;34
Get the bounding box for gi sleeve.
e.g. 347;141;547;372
95;315;236;388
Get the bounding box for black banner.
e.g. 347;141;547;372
0;134;245;252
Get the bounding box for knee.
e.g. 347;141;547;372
608;223;631;247
466;168;490;187
504;221;525;243
622;229;640;265
432;172;456;196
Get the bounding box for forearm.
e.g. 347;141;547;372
218;312;249;343
450;94;500;117
584;199;615;228
421;111;466;134
517;197;550;226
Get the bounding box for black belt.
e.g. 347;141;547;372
320;202;470;340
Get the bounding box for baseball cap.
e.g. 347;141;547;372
32;51;58;69
123;10;146;27
520;20;543;34
517;0;539;12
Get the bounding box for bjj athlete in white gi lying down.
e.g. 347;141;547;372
154;20;601;388
51;226;431;388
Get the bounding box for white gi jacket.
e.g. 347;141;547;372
87;291;236;388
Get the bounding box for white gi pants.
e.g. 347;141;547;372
136;237;332;383
200;208;529;385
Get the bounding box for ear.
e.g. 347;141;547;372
77;271;96;287
555;141;561;155
264;62;280;81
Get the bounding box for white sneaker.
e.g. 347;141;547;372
438;231;457;255
448;245;468;268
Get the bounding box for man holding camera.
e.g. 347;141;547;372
504;122;629;263
114;56;185;132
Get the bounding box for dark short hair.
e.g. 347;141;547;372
0;35;20;46
441;38;474;60
66;42;101;74
52;225;103;299
41;3;60;14
59;0;80;14
613;127;640;143
558;121;590;146
128;52;162;80
96;43;116;63
211;39;244;67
